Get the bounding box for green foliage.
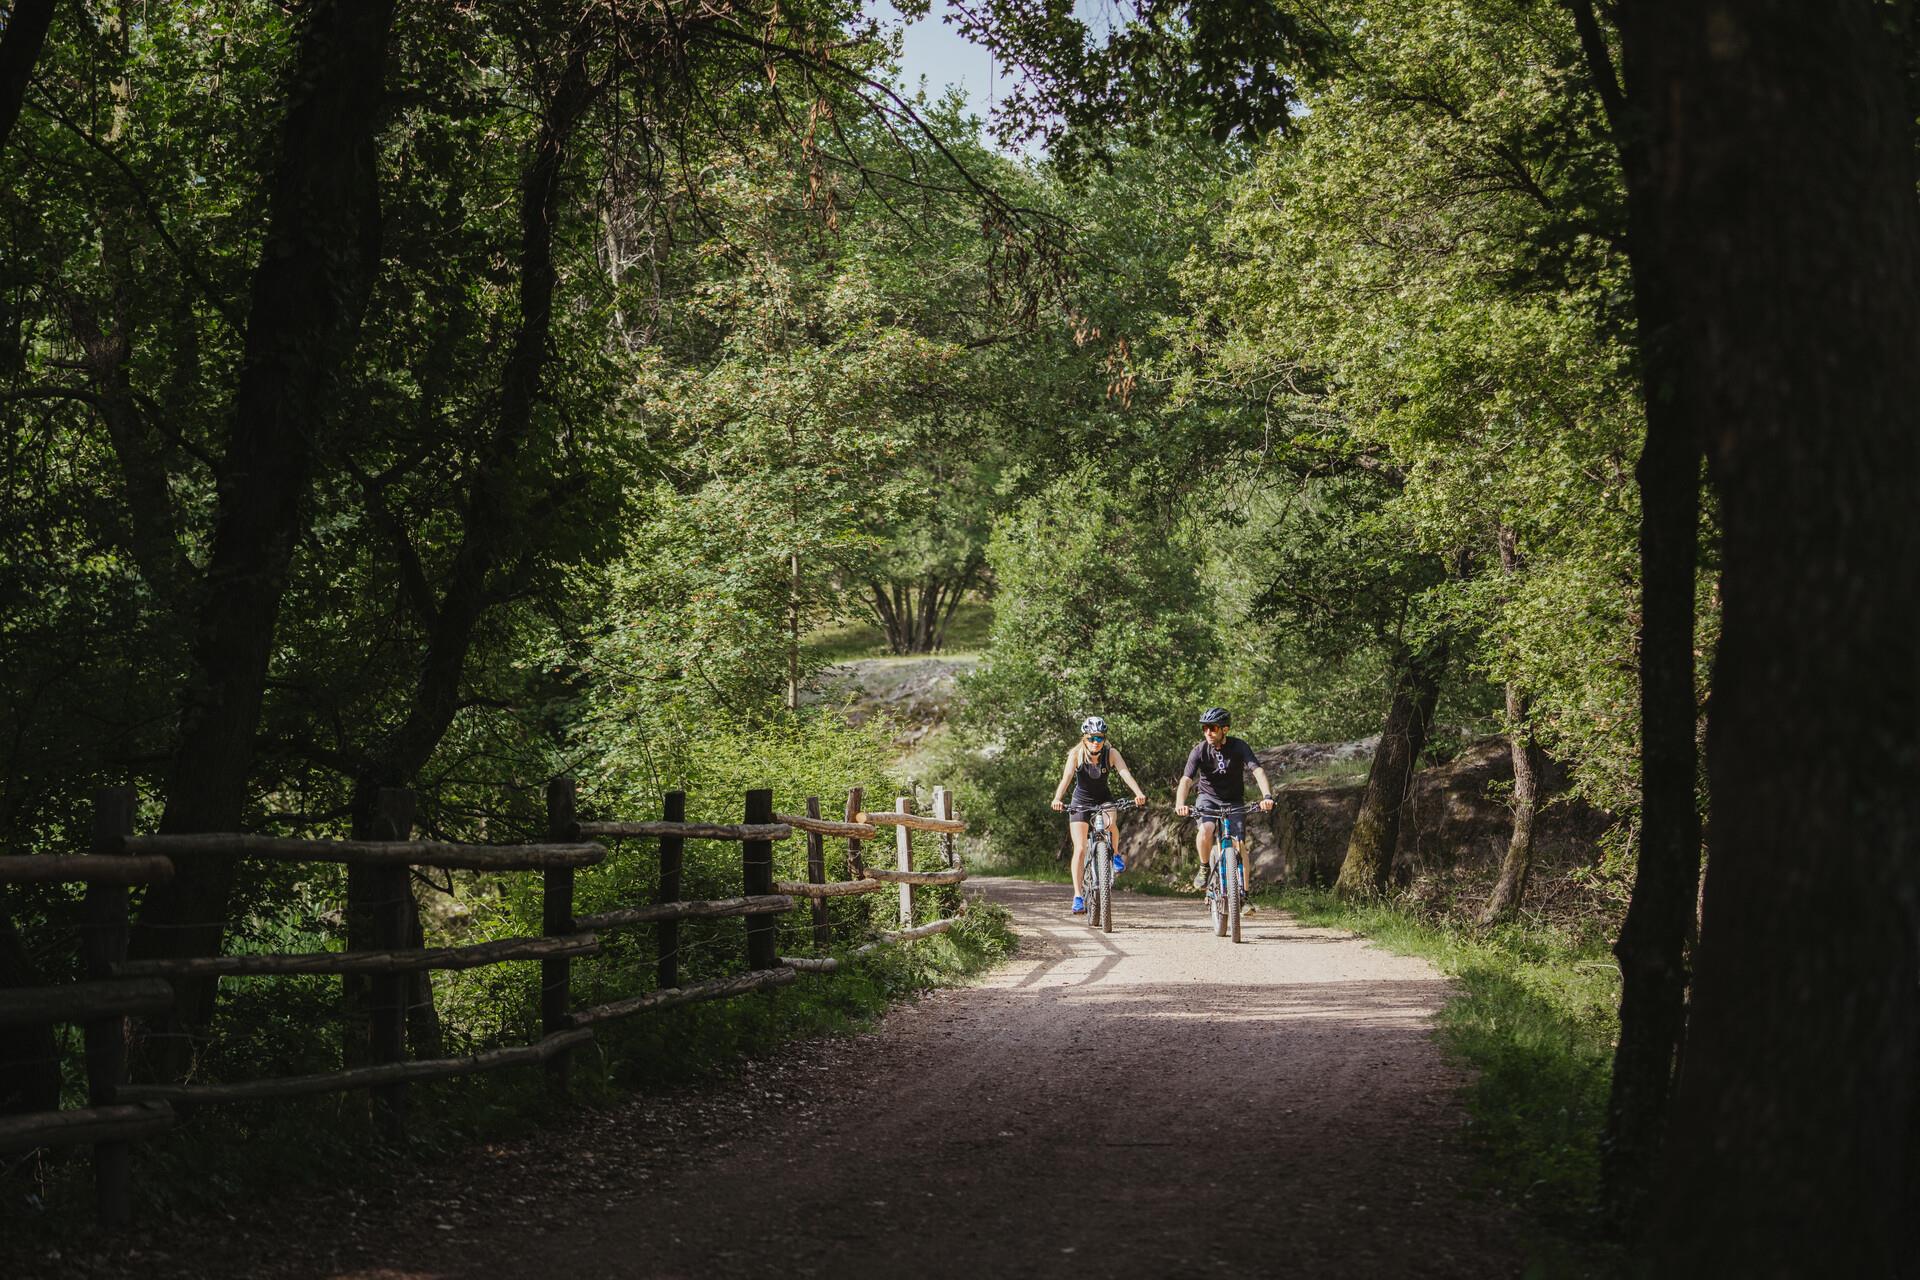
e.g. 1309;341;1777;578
960;469;1220;859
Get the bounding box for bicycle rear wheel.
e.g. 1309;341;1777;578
1085;834;1104;928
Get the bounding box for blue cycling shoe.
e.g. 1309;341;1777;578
1111;852;1125;872
1071;895;1087;914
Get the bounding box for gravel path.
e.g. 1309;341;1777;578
18;878;1521;1279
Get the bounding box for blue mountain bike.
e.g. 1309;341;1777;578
1194;802;1262;943
1079;801;1137;934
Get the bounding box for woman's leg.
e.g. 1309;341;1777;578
1070;820;1091;897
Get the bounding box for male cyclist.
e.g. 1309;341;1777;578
1173;707;1275;897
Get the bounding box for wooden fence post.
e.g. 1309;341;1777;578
544;779;577;1094
932;786;952;868
844;786;865;879
804;797;831;949
657;790;685;989
743;789;776;971
370;788;415;1141
84;785;136;1227
895;795;914;927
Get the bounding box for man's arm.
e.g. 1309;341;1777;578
1175;775;1193;815
1251;765;1275;811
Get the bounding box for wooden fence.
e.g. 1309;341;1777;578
0;780;967;1226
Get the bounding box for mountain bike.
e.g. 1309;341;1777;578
1191;802;1263;943
1079;801;1139;934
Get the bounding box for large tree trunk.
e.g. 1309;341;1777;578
131;0;397;1058
0;0;54;154
1333;640;1445;900
341;32;596;1066
1568;0;1707;1223
1614;3;1920;1271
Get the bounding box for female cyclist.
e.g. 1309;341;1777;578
1049;715;1148;914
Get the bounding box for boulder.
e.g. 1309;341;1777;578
1118;736;1607;888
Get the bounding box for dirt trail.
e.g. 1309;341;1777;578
26;879;1520;1279
426;879;1517;1278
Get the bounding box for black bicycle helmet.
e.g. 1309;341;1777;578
1199;706;1231;727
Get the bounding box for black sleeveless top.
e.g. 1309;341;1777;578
1069;745;1115;808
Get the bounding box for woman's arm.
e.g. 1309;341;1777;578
1051;747;1079;810
1109;748;1148;804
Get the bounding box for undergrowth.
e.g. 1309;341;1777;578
2;900;1014;1247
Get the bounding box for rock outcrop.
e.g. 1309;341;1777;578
1117;736;1607;888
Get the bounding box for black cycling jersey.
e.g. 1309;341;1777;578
1069;745;1116;811
1183;736;1259;804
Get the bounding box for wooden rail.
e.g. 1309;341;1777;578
775;877;885;898
113;934;599;978
855;809;967;835
774;812;878;839
574;820;792;842
10;780;968;1227
0;853;175;885
573;894;795;932
125;833;607;871
0;1102;177;1154
570;967;797;1027
119;1029;596;1105
0;977;175;1028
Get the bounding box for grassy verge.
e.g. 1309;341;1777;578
3;902;1015;1247
1266;887;1620;1276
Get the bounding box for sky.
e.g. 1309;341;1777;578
870;1;1121;141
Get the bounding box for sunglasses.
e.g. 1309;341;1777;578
1085;734;1105;743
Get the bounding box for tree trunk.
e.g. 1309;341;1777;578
1569;0;1707;1223
1481;527;1542;924
130;0;398;1064
0;0;54;155
1479;686;1541;924
1614;3;1920;1271
340;30;596;1067
1333;640;1445;900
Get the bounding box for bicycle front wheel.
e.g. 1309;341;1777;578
1225;843;1242;943
1099;846;1114;933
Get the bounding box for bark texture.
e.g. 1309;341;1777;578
1479;688;1541;924
1570;0;1706;1220
1333;642;1444;899
132;0;398;1049
1616;3;1920;1271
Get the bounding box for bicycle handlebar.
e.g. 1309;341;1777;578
1183;801;1269;819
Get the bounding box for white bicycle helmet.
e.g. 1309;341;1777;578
1080;715;1108;736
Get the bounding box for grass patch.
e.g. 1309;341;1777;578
1270;888;1620;1275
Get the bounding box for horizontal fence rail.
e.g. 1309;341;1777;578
572;894;796;932
573;820;792;842
4;780;968;1228
0;854;175;885
113;934;600;979
124;833;606;871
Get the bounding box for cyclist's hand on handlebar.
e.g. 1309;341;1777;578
1175;803;1191;817
1132;795;1147;808
1051;799;1066;812
1260;797;1275;813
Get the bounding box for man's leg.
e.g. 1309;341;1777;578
1193;820;1218;887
